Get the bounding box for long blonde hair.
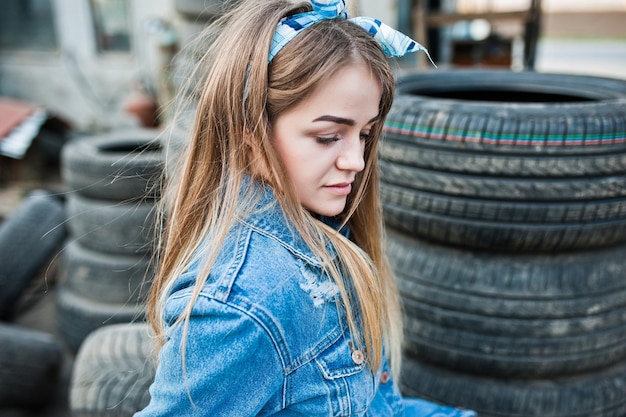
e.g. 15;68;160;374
150;0;403;376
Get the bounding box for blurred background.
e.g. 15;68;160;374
0;0;624;137
0;0;619;210
0;1;625;416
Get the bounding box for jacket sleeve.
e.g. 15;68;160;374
134;293;285;416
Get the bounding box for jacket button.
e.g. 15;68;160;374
380;371;390;384
351;349;364;365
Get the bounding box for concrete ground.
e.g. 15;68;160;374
0;36;624;417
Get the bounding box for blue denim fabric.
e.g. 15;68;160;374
134;183;476;416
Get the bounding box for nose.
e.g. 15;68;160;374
336;136;365;173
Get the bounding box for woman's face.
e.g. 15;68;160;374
271;63;382;217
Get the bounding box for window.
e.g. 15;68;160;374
0;0;58;51
90;0;132;52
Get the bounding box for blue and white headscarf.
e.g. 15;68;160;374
269;0;434;64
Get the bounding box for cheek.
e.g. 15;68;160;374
272;134;307;186
282;156;303;185
271;131;293;168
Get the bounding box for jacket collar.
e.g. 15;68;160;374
238;178;347;268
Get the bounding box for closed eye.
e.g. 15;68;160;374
316;136;341;145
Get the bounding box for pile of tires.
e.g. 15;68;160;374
66;4;218;413
382;70;626;417
0;191;66;412
58;129;162;352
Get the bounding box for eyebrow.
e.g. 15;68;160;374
312;115;379;126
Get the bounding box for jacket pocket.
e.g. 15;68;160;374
315;334;375;416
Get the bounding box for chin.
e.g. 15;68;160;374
317;207;345;218
305;198;347;218
306;205;343;218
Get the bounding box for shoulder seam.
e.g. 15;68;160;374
211;224;252;302
216;294;292;382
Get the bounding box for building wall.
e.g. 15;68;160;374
0;0;177;132
455;0;626;12
542;11;626;38
357;0;397;27
453;0;626;38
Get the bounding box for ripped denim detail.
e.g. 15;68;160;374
298;262;339;307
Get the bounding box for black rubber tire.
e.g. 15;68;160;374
381;182;626;225
0;191;66;320
380;135;626;177
379;160;626;251
381;182;626;251
70;323;155;417
66;193;156;255
382;199;626;253
0;323;63;408
381;70;626;253
387;228;626;377
387;227;626;317
400;356;626;417
61;129;162;201
379;160;626;201
63;240;154;304
55;285;145;352
386;70;626;155
403;314;626;379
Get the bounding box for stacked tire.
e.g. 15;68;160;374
382;70;626;417
58;129;162;352
0;191;66;411
67;4;223;414
70;323;156;417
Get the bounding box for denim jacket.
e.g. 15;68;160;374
134;183;476;417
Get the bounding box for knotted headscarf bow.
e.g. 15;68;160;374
269;0;434;64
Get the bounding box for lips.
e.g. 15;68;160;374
325;182;352;196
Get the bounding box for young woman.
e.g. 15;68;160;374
136;0;475;415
